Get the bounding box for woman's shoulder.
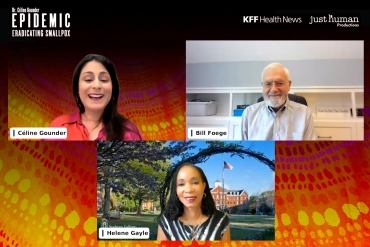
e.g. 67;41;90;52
212;210;229;221
49;111;80;127
158;213;174;228
122;118;144;140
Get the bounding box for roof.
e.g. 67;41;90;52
215;179;220;182
226;189;246;195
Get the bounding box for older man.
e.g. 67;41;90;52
241;63;316;140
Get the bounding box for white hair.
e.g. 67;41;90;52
261;63;290;82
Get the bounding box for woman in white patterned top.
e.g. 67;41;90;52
157;162;230;240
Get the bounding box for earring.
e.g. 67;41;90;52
203;193;206;198
76;97;81;107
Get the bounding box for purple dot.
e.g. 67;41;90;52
304;164;308;170
310;163;314;170
287;164;291;170
299;165;302;170
282;164;285;170
277;165;280;169
294;164;297;169
363;106;370;116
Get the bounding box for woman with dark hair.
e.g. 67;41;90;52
49;54;143;140
157;162;230;240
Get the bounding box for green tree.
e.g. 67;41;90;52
122;159;170;214
247;195;259;214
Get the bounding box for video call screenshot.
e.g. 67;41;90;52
1;8;369;247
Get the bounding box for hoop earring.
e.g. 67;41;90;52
203;193;206;198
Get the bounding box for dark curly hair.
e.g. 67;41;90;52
163;162;215;220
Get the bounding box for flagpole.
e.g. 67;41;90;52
222;159;224;212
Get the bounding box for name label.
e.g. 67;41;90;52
10;128;67;139
188;127;229;140
99;227;150;239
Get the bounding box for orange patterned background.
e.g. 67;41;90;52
8;42;186;141
2;39;370;246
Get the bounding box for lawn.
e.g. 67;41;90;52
230;228;270;240
227;215;275;229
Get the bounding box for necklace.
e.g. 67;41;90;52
87;120;102;136
184;213;203;240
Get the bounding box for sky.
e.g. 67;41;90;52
170;141;275;196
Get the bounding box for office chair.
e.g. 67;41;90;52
257;94;308;106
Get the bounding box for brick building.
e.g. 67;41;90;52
210;180;248;214
141;201;156;211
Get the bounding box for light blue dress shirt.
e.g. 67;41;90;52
241;98;316;140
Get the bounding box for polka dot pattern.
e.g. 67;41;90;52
1;41;370;247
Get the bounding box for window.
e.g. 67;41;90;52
217;195;219;199
213;195;215;199
144;203;146;207
216;200;219;205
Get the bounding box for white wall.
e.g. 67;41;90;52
186;41;364;63
187;59;363;87
186;41;364;88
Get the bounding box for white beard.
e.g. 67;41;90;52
263;94;287;108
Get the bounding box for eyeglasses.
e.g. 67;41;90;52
262;80;286;88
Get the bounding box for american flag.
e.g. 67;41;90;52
224;161;233;170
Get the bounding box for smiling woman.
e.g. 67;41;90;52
49;54;144;141
157;162;230;241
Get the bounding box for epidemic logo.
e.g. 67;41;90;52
11;7;71;37
309;14;359;27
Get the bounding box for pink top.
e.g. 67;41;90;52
49;111;144;141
